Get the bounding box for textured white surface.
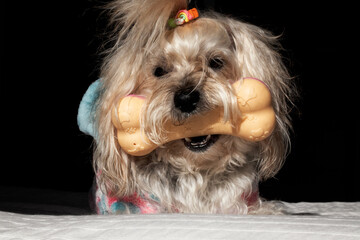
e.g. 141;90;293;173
1;202;359;240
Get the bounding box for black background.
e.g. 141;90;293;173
1;0;358;205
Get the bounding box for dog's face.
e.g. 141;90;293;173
94;0;294;204
139;18;250;171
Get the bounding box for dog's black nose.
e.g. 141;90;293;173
174;87;200;113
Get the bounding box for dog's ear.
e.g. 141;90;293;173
221;17;295;180
95;147;134;197
93;0;190;197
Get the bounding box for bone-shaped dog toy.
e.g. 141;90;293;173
112;78;275;156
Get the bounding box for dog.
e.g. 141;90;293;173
87;0;295;214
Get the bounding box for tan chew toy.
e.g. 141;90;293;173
112;78;275;156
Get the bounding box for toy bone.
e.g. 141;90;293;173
112;78;275;156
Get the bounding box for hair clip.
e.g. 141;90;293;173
168;8;199;28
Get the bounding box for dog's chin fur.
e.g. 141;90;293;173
93;0;295;214
131;136;255;213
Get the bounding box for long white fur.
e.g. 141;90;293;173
93;0;295;214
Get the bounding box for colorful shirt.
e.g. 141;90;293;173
93;182;259;214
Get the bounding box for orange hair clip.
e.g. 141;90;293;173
168;8;199;28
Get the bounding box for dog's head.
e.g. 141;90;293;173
94;0;294;196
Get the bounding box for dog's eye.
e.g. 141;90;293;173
153;67;168;77
208;58;224;70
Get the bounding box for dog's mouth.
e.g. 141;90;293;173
182;135;219;152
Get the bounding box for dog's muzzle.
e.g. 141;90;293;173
173;87;220;152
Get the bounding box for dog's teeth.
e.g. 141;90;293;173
185;135;212;146
183;135;219;152
185;137;192;142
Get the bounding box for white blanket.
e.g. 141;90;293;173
1;202;359;240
